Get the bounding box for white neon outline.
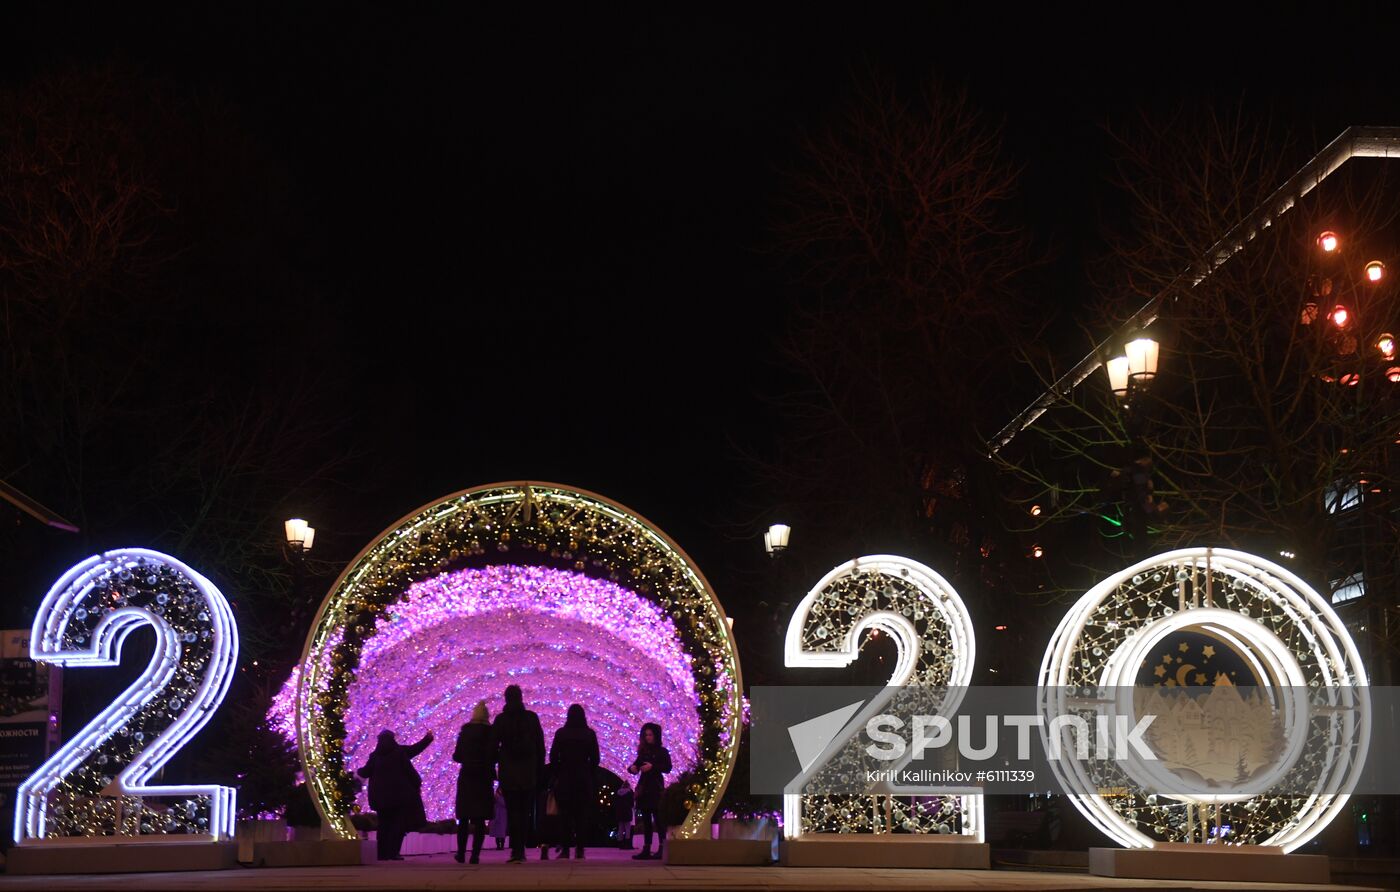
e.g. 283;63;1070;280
15;548;239;845
782;555;980;841
1037;547;1369;853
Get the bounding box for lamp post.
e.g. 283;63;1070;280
1103;336;1162;552
283;518;316;629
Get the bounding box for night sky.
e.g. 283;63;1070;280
6;5;1400;621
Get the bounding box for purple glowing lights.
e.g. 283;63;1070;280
270;564;702;820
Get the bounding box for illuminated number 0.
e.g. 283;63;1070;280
15;549;238;844
783;555;980;840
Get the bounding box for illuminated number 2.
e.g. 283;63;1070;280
783;555;980;840
15;549;238;844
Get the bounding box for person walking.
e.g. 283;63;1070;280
452;701;496;863
357;728;433;861
548;703;599;859
491;684;546;863
626;722;671;860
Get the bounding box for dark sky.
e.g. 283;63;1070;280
7;5;1400;607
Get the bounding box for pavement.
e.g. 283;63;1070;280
0;847;1386;892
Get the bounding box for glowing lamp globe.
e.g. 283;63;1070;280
1106;356;1130;399
1318;231;1339;253
1366;261;1385;283
1387;366;1400;384
1125;337;1160;382
1379;334;1397;360
1331;305;1350;328
764;523;791;556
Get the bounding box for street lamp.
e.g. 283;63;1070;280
284;518;315;552
1125;337;1160;384
1106;356;1130;401
764;523;791;557
1105;336;1159;403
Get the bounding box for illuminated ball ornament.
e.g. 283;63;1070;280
1365;260;1385;283
1317;231;1339;253
1038;548;1368;852
15;549;238;844
290;483;742;840
1330;304;1350;328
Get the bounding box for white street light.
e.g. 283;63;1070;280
765;523;791;557
1125;337;1160;383
1106;356;1130;399
284;518;315;551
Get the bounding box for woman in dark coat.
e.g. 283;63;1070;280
626;722;671;860
452;701;496;863
548;703;600;859
357;728;433;861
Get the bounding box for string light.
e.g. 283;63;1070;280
270;564;703;821
291;484;742;841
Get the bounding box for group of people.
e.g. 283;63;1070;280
356;684;672;864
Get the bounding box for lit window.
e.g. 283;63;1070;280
1331;572;1365;604
1325;480;1362;514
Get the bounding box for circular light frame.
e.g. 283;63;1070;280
1038;548;1369;852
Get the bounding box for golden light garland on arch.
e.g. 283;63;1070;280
294;482;743;840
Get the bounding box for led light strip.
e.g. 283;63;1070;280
15;549;238;845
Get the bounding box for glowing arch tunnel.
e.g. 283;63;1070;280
273;483;742;838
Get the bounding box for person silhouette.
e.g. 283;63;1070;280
452;701;495;863
490;684;545;863
626;722;671;860
357;728;433;861
549;703;600;859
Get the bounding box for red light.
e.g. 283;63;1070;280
1030;545;1044;559
1388;367;1400;383
1366;261;1385;282
1318;231;1340;252
1379;334;1396;359
1331;305;1350;327
994;625;1008;631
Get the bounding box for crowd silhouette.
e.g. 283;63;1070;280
357;683;673;864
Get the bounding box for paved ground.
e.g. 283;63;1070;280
0;847;1385;892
